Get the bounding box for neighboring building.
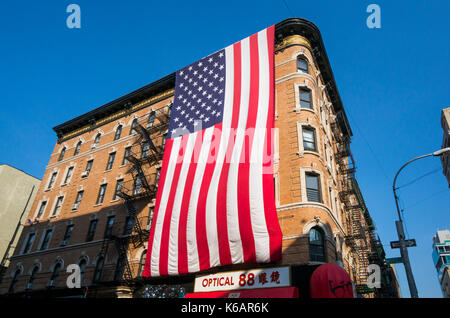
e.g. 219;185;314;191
432;230;450;298
441;107;450;187
0;18;397;298
0;165;41;281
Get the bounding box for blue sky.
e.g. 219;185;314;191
0;1;449;297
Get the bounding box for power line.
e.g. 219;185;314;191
397;167;441;189
281;0;295;16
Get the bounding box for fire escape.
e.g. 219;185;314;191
96;104;170;287
331;111;371;296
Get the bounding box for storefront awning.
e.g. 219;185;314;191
184;287;298;298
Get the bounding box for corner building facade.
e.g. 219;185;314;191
0;18;399;298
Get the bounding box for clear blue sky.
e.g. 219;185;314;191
0;0;448;298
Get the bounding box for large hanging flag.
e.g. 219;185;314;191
143;25;282;277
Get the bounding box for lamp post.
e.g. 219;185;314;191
392;147;450;298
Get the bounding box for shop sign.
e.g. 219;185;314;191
194;266;291;292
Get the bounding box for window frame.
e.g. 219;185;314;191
96;184;107;205
114;125;122;141
40;228;53;250
106;152;116;171
309;227;326;262
305;172;322;203
297;56;309;74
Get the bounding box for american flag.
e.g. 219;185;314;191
143;25;282;277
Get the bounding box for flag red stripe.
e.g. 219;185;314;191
177;131;204;274
216;42;242;266
143;139;174;277
237;33;260;263
262;25;282;261
158;135;189;276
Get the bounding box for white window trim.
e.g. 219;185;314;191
33;198;49;219
300;167;326;204
60;164;76;187
296;121;322;158
294;81;317;114
50;195;65;218
38;226;54;251
45;170;59;191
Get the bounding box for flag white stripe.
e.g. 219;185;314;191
204;44;235;268
250;29;271;263
227;36;251;264
167;133;197;275
150;136;182;277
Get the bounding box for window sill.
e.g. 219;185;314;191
110;199;120;203
93;203;103;207
295;107;316;115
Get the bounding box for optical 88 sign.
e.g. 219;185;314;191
194;266;291;292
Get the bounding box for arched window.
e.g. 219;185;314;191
297;56;309;74
93;257;104;283
58;147;66;161
130;119;138;135
309;227;326;262
114;125;122;141
78;259;87;285
93;133;101;148
8;268;21;294
148;111;156;127
50;262;62;282
28;265;39;289
74;141;82;156
138;250;147;277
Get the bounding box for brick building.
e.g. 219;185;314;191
0;18;399;298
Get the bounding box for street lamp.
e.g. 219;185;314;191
392;147;450;298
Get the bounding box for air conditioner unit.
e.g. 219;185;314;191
91;144;97;149
24;283;32;290
60;240;68;246
72;203;80;210
47;280;55;287
81;171;89;178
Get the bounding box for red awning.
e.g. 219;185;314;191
184;287;298;298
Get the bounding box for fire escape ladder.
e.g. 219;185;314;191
114;237;133;284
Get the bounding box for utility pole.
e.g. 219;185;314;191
391;147;450;298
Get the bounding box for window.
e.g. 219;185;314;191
8;269;20;294
86;219;97;242
28;266;39;289
50;262;62;283
96;184;107;205
74;190;83;208
305;173;321;203
40;229;53;250
123;216;134;235
104;216;115;238
309;227;326;262
134;176;143;195
51;196;64;217
47;172;57;189
302;127;316;151
93;134;101;148
106;152;116;170
161;134;167;150
148;111;156;127
63;166;74;184
62;224;74;245
85;160;93;176
122;147;131;165
93;257;104;283
74;141;82;156
58;147;66;161
130;119;138;135
138;250;147;277
114;125;122;141
79;259;87;285
141;142;150;159
36;201;47;219
297;56;308;73
299;88;312;109
23;233;35;254
113;179;123;201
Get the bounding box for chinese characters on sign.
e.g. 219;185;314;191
193;267;290;292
